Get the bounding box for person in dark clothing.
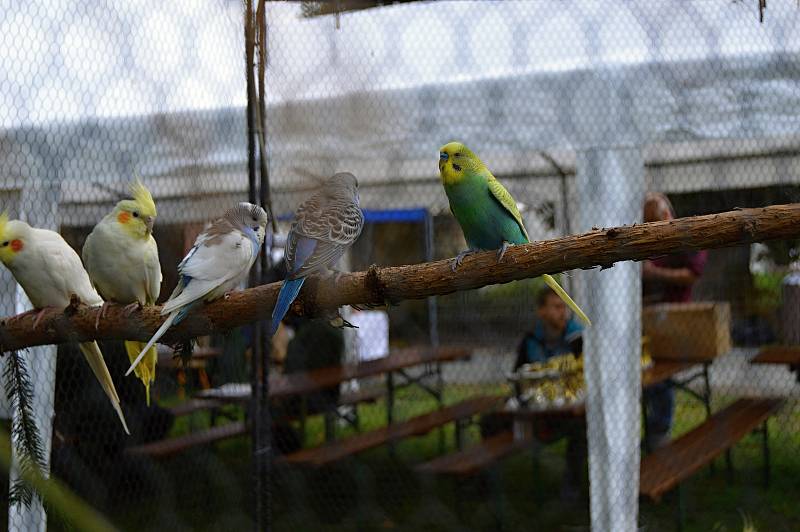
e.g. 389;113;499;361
519;287;587;501
642;192;708;450
270;314;345;452
515;286;584;370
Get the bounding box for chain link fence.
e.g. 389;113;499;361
0;1;799;531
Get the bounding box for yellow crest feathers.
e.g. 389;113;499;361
129;179;156;217
0;212;9;239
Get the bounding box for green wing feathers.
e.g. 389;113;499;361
542;274;591;325
486;175;530;242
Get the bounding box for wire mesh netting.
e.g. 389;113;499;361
0;1;798;531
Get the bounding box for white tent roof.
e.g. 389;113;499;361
1;0;799;225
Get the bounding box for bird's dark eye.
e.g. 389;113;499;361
1;241;7;247
133;211;139;218
454;152;462;157
252;216;258;221
452;163;462;171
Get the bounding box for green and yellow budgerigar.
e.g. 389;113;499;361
438;141;591;325
83;180;162;404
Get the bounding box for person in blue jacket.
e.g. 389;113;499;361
516;286;584;369
516;286;586;501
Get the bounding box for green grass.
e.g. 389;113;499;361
47;386;800;532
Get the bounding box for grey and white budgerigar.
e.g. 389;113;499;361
126;202;270;375
269;172;364;336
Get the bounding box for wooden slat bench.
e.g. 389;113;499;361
640;397;783;503
284;396;503;467
415;431;533;476
126;421;247;459
167;398;224;418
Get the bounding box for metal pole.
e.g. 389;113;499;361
256;1;273;527
424;210;439;347
243;2;269;531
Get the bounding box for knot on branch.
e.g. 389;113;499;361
743;216;758;239
365;264;387;305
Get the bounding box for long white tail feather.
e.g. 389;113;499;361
78;342;130;435
542;273;592;326
127;311;178;376
160;278;220;315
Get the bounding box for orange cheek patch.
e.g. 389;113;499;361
10;239;23;252
117;212;131;224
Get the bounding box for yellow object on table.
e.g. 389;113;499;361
512;337;653;410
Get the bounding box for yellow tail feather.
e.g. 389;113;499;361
124;340;157;407
542;274;592;326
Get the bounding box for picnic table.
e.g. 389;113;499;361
158;346;222;396
197;345;472;425
507;359;707;420
751;345;800;381
130;346;471;459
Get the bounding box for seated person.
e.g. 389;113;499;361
515;286;584;370
642;192;708;450
282;315;345;415
484;286;586;501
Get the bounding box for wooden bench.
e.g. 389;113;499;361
284;396;503;467
415;431;533;476
167;398;225;418
640;397;783;503
126;421;247;459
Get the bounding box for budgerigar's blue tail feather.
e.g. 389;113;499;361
172;301;196;326
269;278;305;336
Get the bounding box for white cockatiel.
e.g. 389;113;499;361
126;202;270;375
0;213;129;434
83;180;162;405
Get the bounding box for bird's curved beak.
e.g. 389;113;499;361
439;152;448;172
145;216;154;234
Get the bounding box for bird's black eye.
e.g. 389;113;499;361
452;163;462;171
132;211;139;218
454;152;462;157
1;241;7;247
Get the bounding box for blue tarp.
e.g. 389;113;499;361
278;207;428;223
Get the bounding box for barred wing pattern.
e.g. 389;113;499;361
285;193;364;280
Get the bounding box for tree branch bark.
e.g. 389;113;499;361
1;203;798;353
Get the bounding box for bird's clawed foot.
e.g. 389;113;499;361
496;241;513;264
451;249;480;272
31;308;51;331
65;294;82;316
95;301;111;330
122;302;142;317
325;268;346;286
328;312;358;329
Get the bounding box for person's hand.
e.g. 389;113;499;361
642;260;658;279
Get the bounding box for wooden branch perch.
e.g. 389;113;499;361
1;204;798;353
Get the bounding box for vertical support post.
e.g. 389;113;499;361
386;372;395;426
8;177;60;532
244;2;270;531
424;210;446;452
577;146;644;532
762;420;770;488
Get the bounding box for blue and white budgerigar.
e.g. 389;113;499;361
0;213;130;433
83;180;162;404
126;202;270;375
269;172;364;336
438;142;590;325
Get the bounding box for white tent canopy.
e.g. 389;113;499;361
1;1;799;530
